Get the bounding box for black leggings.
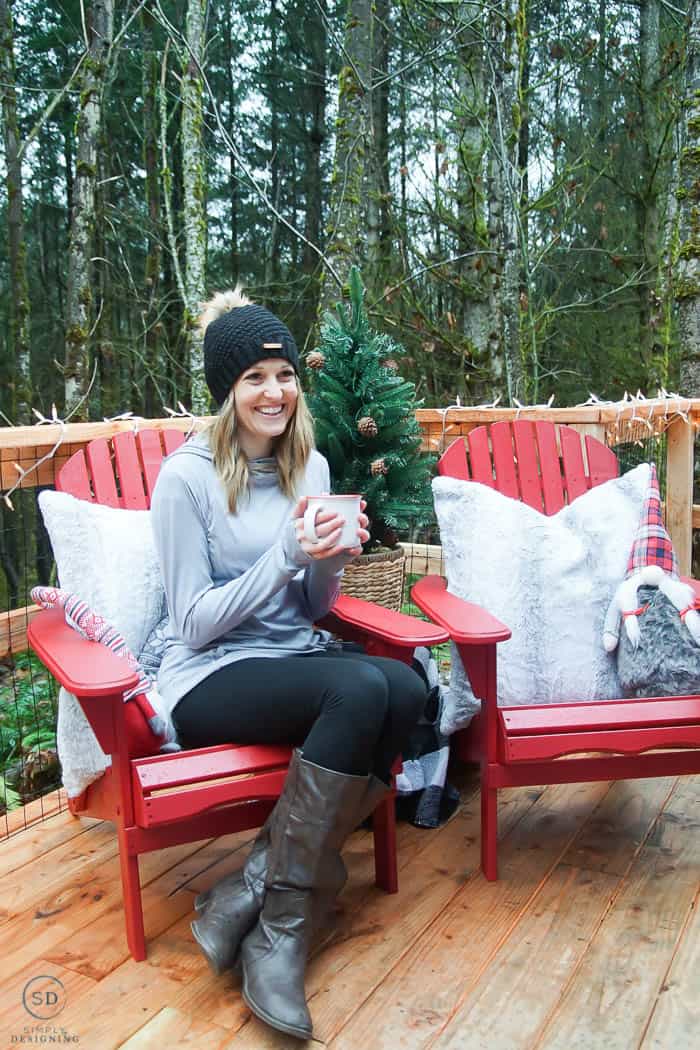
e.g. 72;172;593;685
172;647;427;783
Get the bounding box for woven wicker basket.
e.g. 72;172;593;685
340;547;406;611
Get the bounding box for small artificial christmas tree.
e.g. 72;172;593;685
307;268;434;551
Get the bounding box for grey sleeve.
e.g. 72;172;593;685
151;469;312;649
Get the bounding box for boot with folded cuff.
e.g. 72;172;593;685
240;751;390;1040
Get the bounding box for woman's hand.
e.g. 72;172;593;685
292;497;369;560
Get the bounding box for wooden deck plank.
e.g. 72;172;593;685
639;887;700;1049
29;956;184;1048
0;809;100;880
119;1005;235;1049
558;776;677;876
426;779;677;1050
220;783;574;1049
0;788;68;838
533;776;700;1050
41;831;259;980
0;767;695;1050
325;780;611;1050
431;865;620;1050
0;821;120;922
0;958;97;1038
0;837;214;981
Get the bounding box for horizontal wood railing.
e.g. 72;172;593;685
1;402;698;658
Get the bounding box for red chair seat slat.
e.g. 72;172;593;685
134;766;290;827
489;421;519;499
113;432;149;509
512;421;543;512
501;697;700;736
534;421;565;514
133;743;293;791
503;725;700;763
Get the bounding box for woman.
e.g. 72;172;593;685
151;289;428;1040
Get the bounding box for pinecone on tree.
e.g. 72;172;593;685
383;358;399;371
371;458;388;476
306;350;326;370
358;416;378;438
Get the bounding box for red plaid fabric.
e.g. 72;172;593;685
625;464;678;578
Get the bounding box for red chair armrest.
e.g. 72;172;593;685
324;594;449;649
27;607;140;698
410;575;511;645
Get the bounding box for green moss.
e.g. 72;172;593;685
76;160;96;178
65;324;88;346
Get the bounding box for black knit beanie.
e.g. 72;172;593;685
203;303;299;407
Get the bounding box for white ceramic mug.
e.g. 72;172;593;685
303;493;363;550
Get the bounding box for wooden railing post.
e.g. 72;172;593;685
666;417;694;576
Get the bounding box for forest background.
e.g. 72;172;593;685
2;0;700;425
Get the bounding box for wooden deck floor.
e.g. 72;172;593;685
0;768;698;1050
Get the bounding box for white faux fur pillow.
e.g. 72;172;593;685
37;491;167;797
433;463;650;735
38;490;165;656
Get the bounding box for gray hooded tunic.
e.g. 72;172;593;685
150;433;347;716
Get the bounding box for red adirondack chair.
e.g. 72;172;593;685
28;428;448;960
411;419;700;880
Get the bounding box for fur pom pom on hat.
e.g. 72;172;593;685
199;286;299;406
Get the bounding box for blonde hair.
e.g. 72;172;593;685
200;287;314;514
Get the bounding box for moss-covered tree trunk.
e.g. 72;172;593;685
64;3;111;417
143;8;162;418
301;0;327;338
454;4;490;399
486;0;526;402
0;0;31;423
64;0;113;419
638;0;663;375
317;0;372;316
366;0;390;293
182;0;208;412
678;0;700;394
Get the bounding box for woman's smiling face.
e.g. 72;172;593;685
233;357;299;457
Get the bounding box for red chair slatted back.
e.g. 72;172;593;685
56;429;186;508
437;421;618;514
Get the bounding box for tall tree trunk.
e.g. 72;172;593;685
317;0;372;316
678;0;700;395
454;5;489;397
64;0;114;418
224;3;239;286
182;0;208;411
301;0;327;338
639;0;662;371
143;8;162;418
486;0;526;402
0;0;31;423
366;0;390;294
263;0;281;304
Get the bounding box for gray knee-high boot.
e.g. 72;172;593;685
240;753;383;1040
190;750;301;975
